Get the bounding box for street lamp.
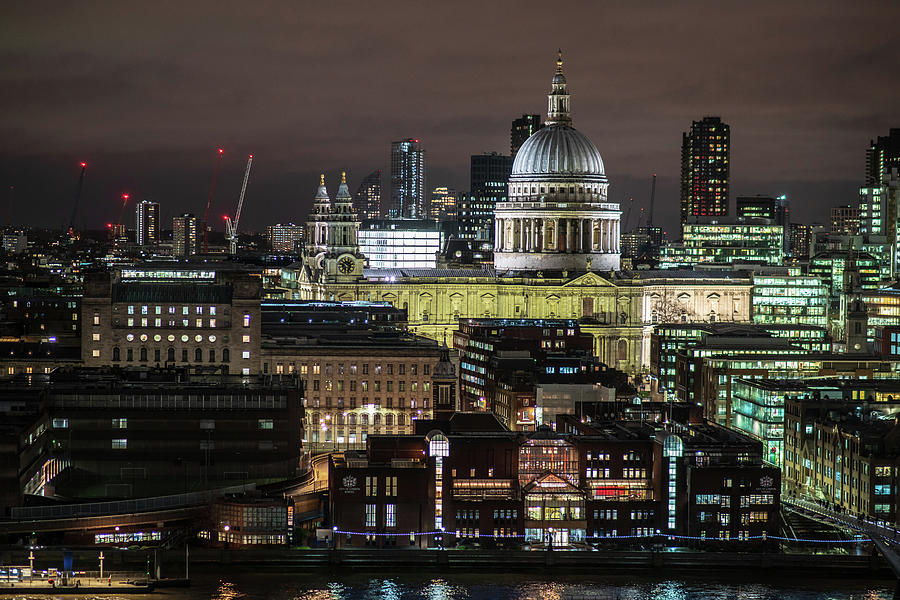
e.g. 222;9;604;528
547;527;554;551
332;526;338;550
99;551;105;580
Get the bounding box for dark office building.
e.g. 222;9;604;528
680;117;730;228
1;367;304;505
390;140;426;219
830;204;860;235
866;128;900;186
511;114;543;156
460;153;513;240
452;319;594;412
736;195;789;251
736;195;789;225
788;222;822;261
354;170;383;220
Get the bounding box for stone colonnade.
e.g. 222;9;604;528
495;217;620;253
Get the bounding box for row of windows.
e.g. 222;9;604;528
111;439;278;451
127;305;218;316
293;363;429;376
106;347;243;362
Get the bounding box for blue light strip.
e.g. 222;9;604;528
332;529;866;543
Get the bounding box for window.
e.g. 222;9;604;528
259;419;274;430
385;476;397;496
366;476;378;496
209;349;216;362
92;349;101;358
243;335;251;343
167;347;175;362
92;333;101;341
112;439;128;449
112;418;127;429
112;347;120;361
365;504;376;528
243;314;251;327
223;348;230;362
140;347;147;361
242;351;251;359
385;504;396;528
52;418;69;428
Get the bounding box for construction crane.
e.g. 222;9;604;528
224;155;253;255
67;161;87;238
202;148;224;253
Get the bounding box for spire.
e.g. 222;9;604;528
336;170;352;202
315;174;329;201
546;50;571;126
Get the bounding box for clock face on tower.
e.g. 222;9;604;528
338;256;355;274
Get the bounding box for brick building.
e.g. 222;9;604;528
328;412;778;548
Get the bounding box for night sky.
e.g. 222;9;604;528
1;1;898;237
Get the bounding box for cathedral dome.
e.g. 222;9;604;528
511;125;606;182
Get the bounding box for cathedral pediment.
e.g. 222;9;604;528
563;272;613;288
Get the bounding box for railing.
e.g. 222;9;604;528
9;483;256;521
783;495;900;544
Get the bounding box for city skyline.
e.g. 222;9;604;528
1;2;898;236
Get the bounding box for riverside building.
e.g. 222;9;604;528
328;413;778;548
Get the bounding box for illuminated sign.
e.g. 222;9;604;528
121;270;216;280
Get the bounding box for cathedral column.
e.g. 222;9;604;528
519;218;526;252
578;219;584;252
614;220;620;252
494;219;501;251
565;219;572;253
524;219;531;252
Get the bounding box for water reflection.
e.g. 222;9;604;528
142;573;894;600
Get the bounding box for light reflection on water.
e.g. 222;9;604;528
5;574;891;600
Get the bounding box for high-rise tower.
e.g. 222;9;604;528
680;117;730;228
354;170;382;219
462;152;513;241
135;200;159;247
172;213;198;257
866;129;900;186
511;114;543;156
390;139;426;219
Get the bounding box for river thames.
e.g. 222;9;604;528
67;572;891;600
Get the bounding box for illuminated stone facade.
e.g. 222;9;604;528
283;268;751;376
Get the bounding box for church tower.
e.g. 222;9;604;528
305;174;331;271
323;172;364;281
431;346;457;419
